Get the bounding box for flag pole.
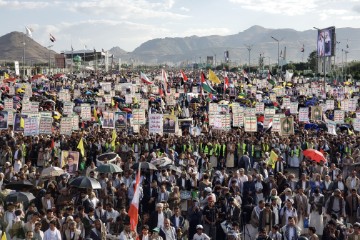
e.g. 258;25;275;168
23;30;26;77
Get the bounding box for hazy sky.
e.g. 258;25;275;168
1;0;360;52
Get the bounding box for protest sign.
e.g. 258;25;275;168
39;117;53;134
334;110;345;124
163;114;177;134
0;111;8;129
280;116;294;136
63;102;73;116
244;116;257;132
24;117;39;136
81;104;91;121
114;112;127;129
299;108;309;122
102;112;115;129
149;114;163;134
290;102;298;114
311;106;323;121
132;109;146;125
60;117;73;135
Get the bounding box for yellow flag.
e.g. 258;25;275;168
4;72;9;79
2;232;7;240
208;69;221;84
111;129;117;148
93;108;99;122
20;117;25;128
77;138;85;157
171;108;175;116
111;98;115;107
266;150;278;169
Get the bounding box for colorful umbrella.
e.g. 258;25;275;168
303;149;326;163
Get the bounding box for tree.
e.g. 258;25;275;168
307;50;317;72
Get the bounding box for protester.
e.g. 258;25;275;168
1;69;360;240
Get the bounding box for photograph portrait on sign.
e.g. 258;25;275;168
114;112;127;128
61;151;79;174
0;111;8;129
102;111;115;129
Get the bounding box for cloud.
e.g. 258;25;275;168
318;9;349;21
229;0;319;16
180;6;190;12
0;0;51;9
67;0;188;20
34;19;172;52
353;5;360;13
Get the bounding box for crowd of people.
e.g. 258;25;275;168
0;69;359;240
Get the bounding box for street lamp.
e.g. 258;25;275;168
48;45;53;74
244;44;253;74
271;36;280;69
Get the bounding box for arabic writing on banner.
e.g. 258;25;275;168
244;108;256;116
244;116;257;132
255;103;264;114
22;102;39;114
290;102;298;114
39;117;53;134
81;104;91;121
63;102;73;116
232;105;244;127
140;99;149;109
60;117;73;135
210;114;231;130
132;109;146;125
334;110;345;124
4;99;13;110
72;115;79;131
149;114;163;134
24;117;39;136
299;108;309;122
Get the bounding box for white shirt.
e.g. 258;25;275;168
119;231;135;240
43;228;62;240
192;233;211;240
157;213;164;228
338;181;345;191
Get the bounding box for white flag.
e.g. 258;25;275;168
25;26;32;37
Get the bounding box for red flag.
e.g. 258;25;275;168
180;70;188;82
51;138;55;149
128;167;141;231
224;72;229;91
200;72;206;83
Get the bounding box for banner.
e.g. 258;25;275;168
4;99;13;110
60;151;79;174
72;115;79;131
22;102;39;114
13;113;28;132
311;106;323;121
334;110;344;123
348;98;357;112
290;102;298;114
39;117;53;134
327;120;337;135
163;114;177;134
263;114;274;129
280;116;294;136
341;99;349;111
282;98;290;108
24;117;39;136
255;103;264;114
140;99;149;109
81;104;91;121
60;117;73;135
244;108;256;116
58;89;71;101
14;61;19;75
7;111;13;126
102;112;115;129
0;111;8;129
272;114;285;132
63;102;73;115
210;114;231;130
132;109;146;125
299;108;309;122
232;106;244;127
113;112;126;129
244;116;257;132
354;118;360;132
149;114;163;134
104;94;112;104
326;100;334;110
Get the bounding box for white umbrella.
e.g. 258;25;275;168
41;166;65;178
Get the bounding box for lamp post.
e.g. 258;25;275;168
344;50;349;81
244;44;253;74
48;45;53;74
271;36;280;71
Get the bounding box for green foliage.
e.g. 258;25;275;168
307;50;317;72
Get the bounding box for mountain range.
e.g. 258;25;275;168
1;26;359;66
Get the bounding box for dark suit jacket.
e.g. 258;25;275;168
89;228;103;240
227;205;241;222
149;211;166;230
176;177;191;191
169;215;185;229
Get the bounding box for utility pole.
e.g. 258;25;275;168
271;36;280;71
244;44;253;74
344;50;349;81
48;45;53;74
